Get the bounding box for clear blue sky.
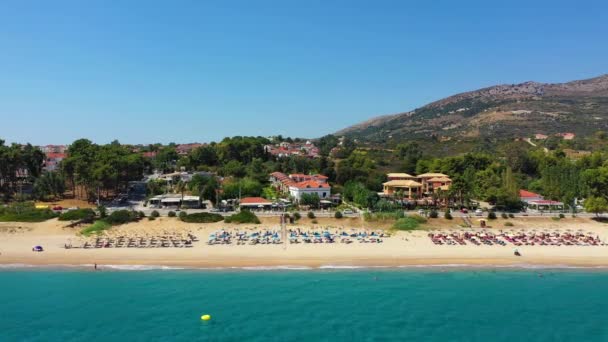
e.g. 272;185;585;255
1;0;607;145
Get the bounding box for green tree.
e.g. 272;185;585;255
201;177;220;205
300;193;321;208
153;147;179;173
33;171;66;200
584;197;608;217
222;160;246;178
582;167;608;200
395;142;422;174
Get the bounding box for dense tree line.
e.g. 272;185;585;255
0;140;45;201
7;132;608;215
61;139;148;201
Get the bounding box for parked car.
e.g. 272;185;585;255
343;209;354;215
474;209;483;216
52;206;63;212
418;209;425;215
210;208;221;213
460;208;468;214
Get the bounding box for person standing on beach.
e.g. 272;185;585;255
94;263;97;270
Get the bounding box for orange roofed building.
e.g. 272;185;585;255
269;172;331;201
382;172;452;199
239;197;272;209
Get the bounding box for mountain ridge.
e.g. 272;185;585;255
337;74;608;143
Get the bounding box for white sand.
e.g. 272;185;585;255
1;217;608;268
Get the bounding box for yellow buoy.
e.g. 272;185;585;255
201;314;211;321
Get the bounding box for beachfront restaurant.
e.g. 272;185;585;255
526;199;564;212
161;196;181;208
181;195;202;209
239;197;273;211
148;194;203;209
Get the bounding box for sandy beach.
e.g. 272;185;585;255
1;216;608;269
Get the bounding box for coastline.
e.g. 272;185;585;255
3;255;608;270
3;216;608;270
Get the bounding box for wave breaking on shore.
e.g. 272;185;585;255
2;263;608;271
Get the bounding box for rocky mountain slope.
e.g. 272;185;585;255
337;74;608;144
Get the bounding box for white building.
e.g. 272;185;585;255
148;194;202;209
288;180;331;201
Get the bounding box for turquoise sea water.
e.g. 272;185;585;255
2;267;608;341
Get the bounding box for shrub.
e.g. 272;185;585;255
148;216;156;221
508;213;514;218
393;217;421;231
410;214;427;223
429;210;439;219
335;211;343;219
58;208;96;221
224;210;261;224
81;220;111;236
311;219;318;224
151;210;160;218
168;211;176;217
364;211;405;222
293;212;301;220
179;211;187;219
504;221;514;227
0;202;58;222
444;210;453;220
559;213;565;219
98;205;107;218
487;211;497;220
501;213;508;219
138;211;146;218
181;212;224;223
307;211;315;219
103;210;139;225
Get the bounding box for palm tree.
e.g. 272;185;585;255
395;189;404;207
175;180;187;209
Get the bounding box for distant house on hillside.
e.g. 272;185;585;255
264;141;320;159
534;134;548;140
556;132;575;140
43;152;67;172
40;145;67;154
176;143;203;155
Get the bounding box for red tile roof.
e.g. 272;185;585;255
291;180;331;189
46;153;67;159
519;190;541;198
240;197;272;204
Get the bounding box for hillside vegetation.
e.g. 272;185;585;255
338;74;608;151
